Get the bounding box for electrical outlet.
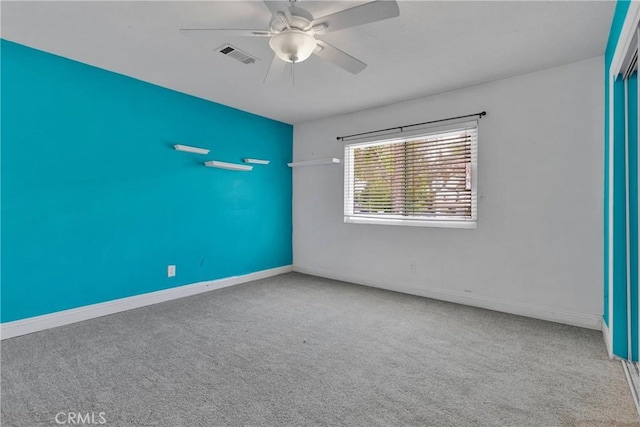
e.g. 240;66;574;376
410;261;416;273
167;265;176;277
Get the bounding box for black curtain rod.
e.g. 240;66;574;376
336;111;487;141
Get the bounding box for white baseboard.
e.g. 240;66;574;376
1;265;293;340
293;266;602;330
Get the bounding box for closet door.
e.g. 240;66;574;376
625;63;638;364
620;26;639;376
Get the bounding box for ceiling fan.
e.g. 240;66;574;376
180;0;400;81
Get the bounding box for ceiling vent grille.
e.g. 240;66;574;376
217;44;258;65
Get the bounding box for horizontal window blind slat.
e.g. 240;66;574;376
353;192;471;197
353;160;471;169
354;166;470;174
354;143;471;156
403;135;473;146
354;139;472;150
353;195;471;200
356;202;470;212
354;176;467;183
353;142;472;152
353;151;472;160
354;189;472;193
353;197;472;201
352;157;471;168
355;203;471;212
354;143;472;154
368;153;473;161
351;212;472;217
353;167;470;175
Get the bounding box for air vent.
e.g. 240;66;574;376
217;44;259;65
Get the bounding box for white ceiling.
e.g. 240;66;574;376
2;1;614;124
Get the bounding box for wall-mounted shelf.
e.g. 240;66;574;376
243;158;270;165
174;144;210;155
204;160;253;171
287;158;341;168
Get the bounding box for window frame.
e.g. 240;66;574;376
343;120;478;229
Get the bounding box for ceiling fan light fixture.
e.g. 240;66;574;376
269;30;317;63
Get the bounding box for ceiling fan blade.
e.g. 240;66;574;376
314;40;367;74
263;1;290;19
263;53;288;83
311;1;399;33
179;29;271;38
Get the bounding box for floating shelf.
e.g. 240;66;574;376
204;160;253;171
243;158;270;165
174;144;210;155
287;158;341;167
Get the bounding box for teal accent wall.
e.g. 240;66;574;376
604;0;631;328
1;40;293;323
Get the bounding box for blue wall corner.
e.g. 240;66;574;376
1;40;293;322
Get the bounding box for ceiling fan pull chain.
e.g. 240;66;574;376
263;55;274;84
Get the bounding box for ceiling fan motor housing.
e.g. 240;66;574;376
269;8;312;33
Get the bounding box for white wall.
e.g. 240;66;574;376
292;56;604;329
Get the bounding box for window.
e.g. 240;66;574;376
344;121;478;228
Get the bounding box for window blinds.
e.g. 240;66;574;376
344;123;478;226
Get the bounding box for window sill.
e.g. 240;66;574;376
344;216;477;229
